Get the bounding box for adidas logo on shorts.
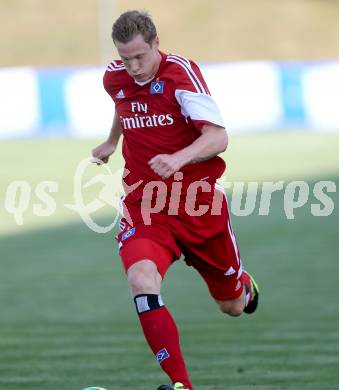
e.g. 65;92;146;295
224;266;236;276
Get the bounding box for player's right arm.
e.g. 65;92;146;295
91;109;121;165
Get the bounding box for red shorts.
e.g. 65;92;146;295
116;186;243;301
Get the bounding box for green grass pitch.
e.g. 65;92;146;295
0;133;339;389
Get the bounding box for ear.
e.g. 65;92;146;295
153;36;160;49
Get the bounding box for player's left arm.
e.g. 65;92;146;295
149;124;227;179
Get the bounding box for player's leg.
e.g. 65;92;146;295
117;224;194;390
210;187;259;316
127;258;162;295
180;186;259;317
215;270;259;316
215;287;246;317
192;258;259;317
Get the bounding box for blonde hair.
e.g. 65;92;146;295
112;10;157;45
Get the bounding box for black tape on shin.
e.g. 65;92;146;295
134;294;164;315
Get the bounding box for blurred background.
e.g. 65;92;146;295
0;1;338;389
2;0;339;66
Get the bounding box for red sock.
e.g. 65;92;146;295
134;294;193;390
241;270;253;306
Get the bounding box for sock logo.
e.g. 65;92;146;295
156;348;170;363
121;226;136;241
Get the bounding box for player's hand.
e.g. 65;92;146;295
91;141;116;165
148;153;184;179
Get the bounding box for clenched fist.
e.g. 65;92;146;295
148;153;186;179
91;141;116;165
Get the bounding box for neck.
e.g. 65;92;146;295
153;50;162;74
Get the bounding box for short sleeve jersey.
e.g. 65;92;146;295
103;51;226;203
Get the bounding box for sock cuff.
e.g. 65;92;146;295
134;294;164;315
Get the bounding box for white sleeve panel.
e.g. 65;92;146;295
175;89;225;127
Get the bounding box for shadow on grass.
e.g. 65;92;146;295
0;175;338;389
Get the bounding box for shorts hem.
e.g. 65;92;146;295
209;283;244;301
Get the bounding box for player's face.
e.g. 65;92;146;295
115;34;161;82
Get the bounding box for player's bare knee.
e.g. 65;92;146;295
227;303;244;317
127;260;161;295
128;269;156;293
217;300;244;317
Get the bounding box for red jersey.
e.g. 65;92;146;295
103;51;226;205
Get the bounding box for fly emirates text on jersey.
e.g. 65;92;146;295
120;102;174;130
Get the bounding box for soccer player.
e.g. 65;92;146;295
92;10;259;390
